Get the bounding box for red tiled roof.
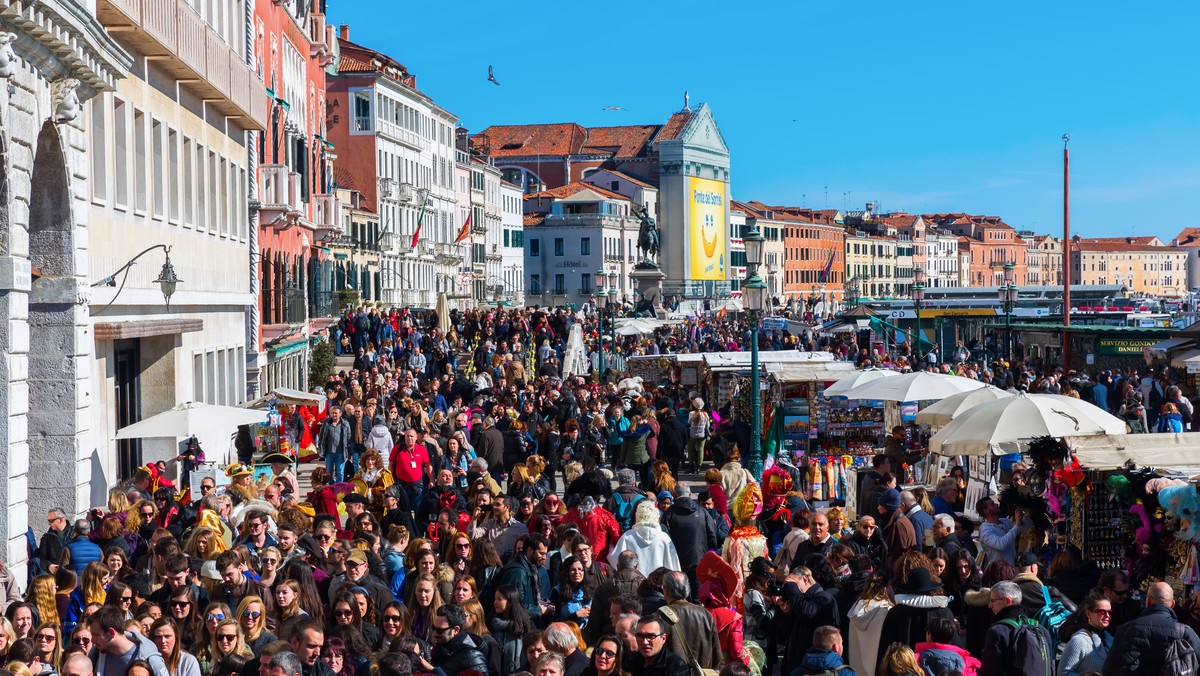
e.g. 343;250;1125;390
336;38;415;88
1086;236;1161;245
470;123;589;157
1074;240;1180;253
734;200;842;226
580;126;658;158
594;169;654;189
526;181;629;201
524;214;546;227
1174;228;1200;245
655;111;692;141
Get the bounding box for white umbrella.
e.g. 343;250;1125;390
115;401;267;439
915;385;1014;427
822;368;901;397
615;320;656;336
929;392;1128;456
842;371;987;402
435;292;451;334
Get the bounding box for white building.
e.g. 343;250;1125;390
469;157;502;303
88;0;267;491
501;181;525;306
523;183;643;308
925;230;960;289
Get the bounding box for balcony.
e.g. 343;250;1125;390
313;193;341;235
377;119;426;150
97;0;267;130
259;164;304;229
436;243;464;264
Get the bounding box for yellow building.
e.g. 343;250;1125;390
845;232;897;298
1071;237;1188;297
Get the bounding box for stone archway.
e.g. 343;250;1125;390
27;120;83;521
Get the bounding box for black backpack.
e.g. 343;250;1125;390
1162;624;1200;676
998;615;1053;676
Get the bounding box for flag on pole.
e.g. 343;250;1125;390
454;213;471;244
819;251;835;282
410;191;430;249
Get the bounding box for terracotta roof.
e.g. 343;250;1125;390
1086;236;1162;246
580;126;658;158
526;181;629;202
524;214;546;227
1074;240;1183;253
336;38;416;88
594;169;654;189
1174;228;1200;245
470;123;589;157
734;200;841;226
655;111;692;141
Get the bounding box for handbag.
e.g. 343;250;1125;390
658;606;719;676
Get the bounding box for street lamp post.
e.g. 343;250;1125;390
608;271;619;354
912;268;926;364
594;270;608;382
742;224;768;480
998;262;1018;362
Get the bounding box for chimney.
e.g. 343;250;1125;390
339;25;350;41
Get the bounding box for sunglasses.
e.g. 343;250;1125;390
596;649;617;658
217;634;238;641
207;613;225;621
170;601;192;608
335;610;354;618
141;510;155;517
1089;609;1112;616
383;615;402;623
121;595;134;603
242;610;262;619
261;558;279;565
35;634;56;642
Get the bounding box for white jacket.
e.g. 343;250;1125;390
608;523;680;577
848;598;893;676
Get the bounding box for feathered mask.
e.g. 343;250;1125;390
732;484;764;523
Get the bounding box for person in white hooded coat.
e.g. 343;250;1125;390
366;417;394;454
847;572;894;676
607;500;680;577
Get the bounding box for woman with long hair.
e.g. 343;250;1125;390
234;596;276;653
468;540;503;597
31;623;61;674
402;550;438;602
52;569;75;626
63;561;110;634
281;559;326;626
183;527;221;564
102;581;136;620
404;573;442;644
450;575;478;606
551;556;592;626
846;571;894;676
331;592;379;651
97;515;131;560
320;637;351;676
23;577;59;630
0;618;15;663
376;603;410;655
166;587;199;650
150;617;201;676
327;625;374;676
441;533;473;570
346;588;381;649
1057;592;1113;676
488;585;532;676
646;460;676;496
461;598;502;675
878;642;923;676
256;546;282;588
102;547;131;582
271;580;308;641
195;602;233;663
582;635;628;676
944;549;982;621
197;619;252;675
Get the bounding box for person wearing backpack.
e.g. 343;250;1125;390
798;625;858;676
89;605;171;676
1103;581;1200;675
1056;593;1113;676
979;581;1054;676
606;469;643;532
1011;550;1077;618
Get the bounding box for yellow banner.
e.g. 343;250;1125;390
688;176;726;281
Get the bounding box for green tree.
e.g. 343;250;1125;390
309;338;335;389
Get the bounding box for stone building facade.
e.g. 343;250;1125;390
0;0;130;578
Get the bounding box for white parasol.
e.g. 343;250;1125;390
115;401;267;439
841;371;987;402
914;385;1014;427
822;368;901;397
929;392;1129;456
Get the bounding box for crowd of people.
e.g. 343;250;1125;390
0;304;1197;676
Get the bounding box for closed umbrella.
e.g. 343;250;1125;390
436;292;451;334
914;385;1014;427
115;402;267;439
822;368;901;397
841;371;987;402
929;392;1128;456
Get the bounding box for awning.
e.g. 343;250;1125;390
1146;336;1194;358
1065;432;1200;468
1171;349;1200;370
765;361;857;383
869;315;936;351
702;350;838;368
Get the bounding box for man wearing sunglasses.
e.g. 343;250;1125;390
430;604;489;676
630;616;687;676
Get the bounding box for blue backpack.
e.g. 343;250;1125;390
611;491;637;531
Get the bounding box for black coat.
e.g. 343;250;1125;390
627;647;689;676
875;595;959;666
656;416;687;461
662;498;718;574
432;630;491;676
782;581;839;673
1103;604;1200;675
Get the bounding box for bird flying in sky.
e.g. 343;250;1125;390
602;106;626;111
487;65;500;86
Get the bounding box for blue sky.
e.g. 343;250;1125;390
328;1;1200;240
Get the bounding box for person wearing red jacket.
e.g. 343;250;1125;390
306;467;341;529
560;496;621;563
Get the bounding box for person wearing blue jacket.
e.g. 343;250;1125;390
798;625;858;676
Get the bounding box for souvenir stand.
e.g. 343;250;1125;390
245;387;324;470
1063;432;1200;587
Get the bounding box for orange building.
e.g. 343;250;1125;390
925;213;1028;286
734;201;845;313
251;0;338;393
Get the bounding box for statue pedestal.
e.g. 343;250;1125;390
630;265;667;318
